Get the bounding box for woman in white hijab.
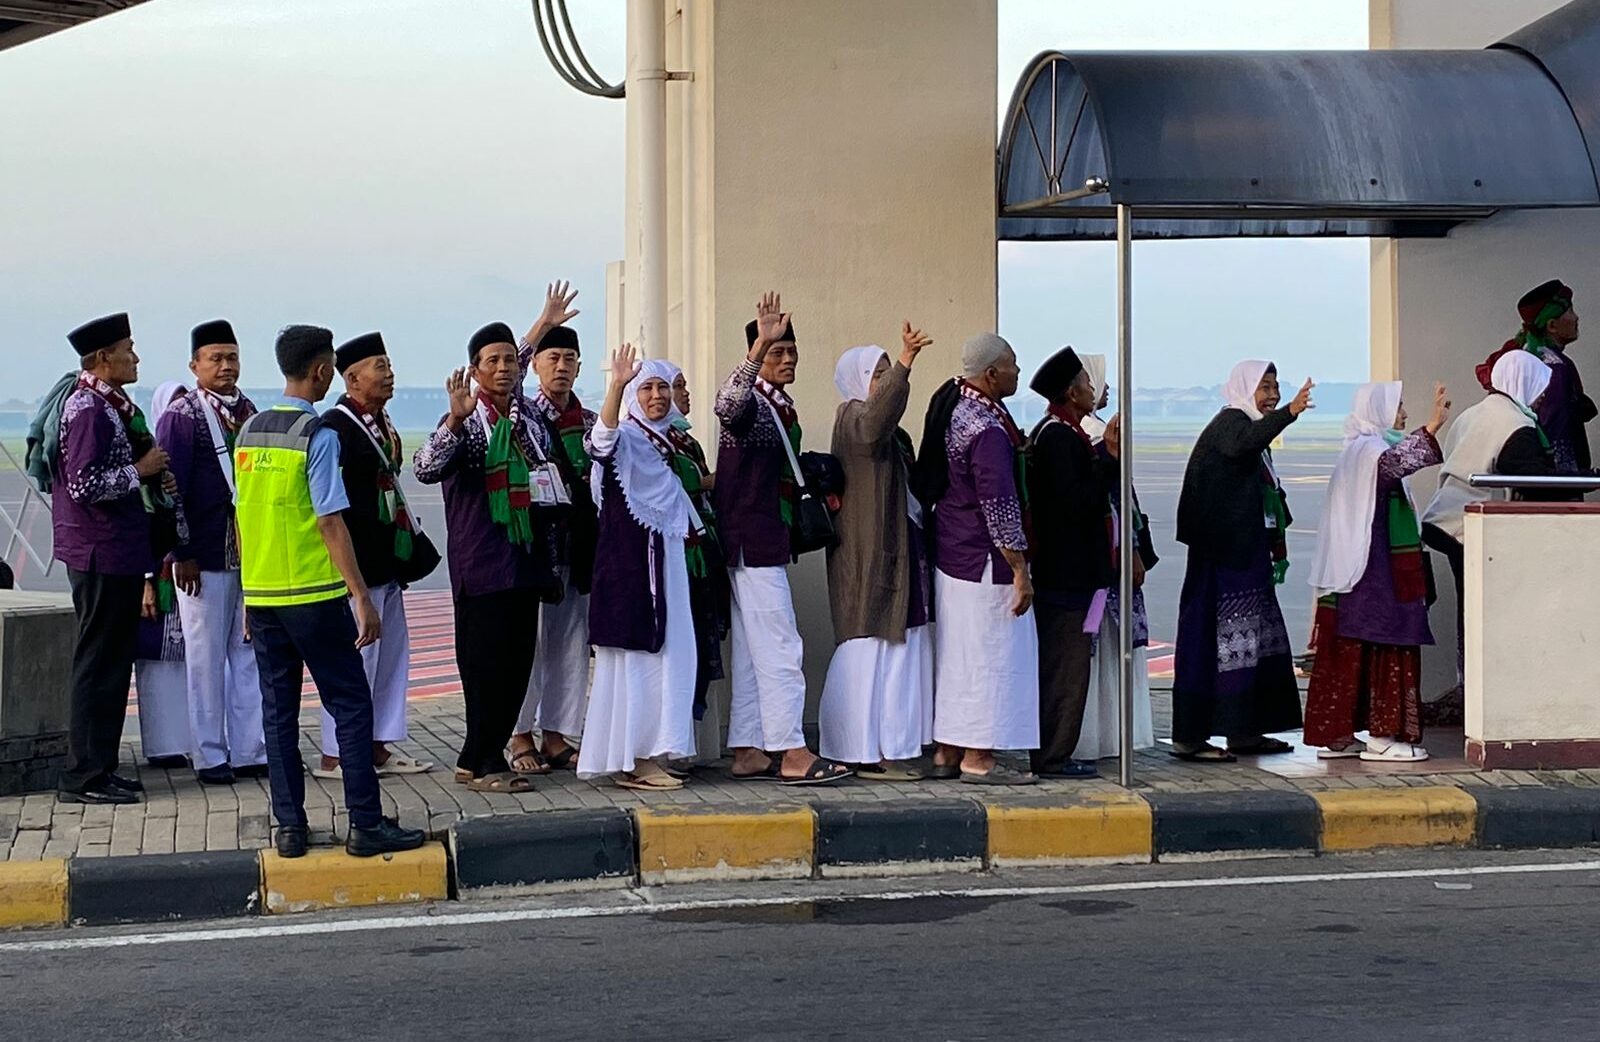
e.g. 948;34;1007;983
134;381;195;768
1420;351;1572;722
1080;354;1110;442
817;325;934;780
1304;381;1449;763
576;348;700;789
1171;360;1314;762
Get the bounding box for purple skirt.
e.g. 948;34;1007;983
1171;551;1301;744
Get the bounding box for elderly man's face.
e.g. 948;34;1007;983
534;347;580;398
760;341;799;388
989;346;1021;399
1066;369;1096;412
472;343;520;399
1550;307;1581;345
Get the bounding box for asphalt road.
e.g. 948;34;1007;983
0;421;1340;649
2;849;1595;1041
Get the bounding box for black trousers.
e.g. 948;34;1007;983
248;597;383;830
61;568;143;794
1031;601;1093;773
1421;523;1466;680
454;588;541;778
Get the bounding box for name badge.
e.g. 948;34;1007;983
531;462;571;507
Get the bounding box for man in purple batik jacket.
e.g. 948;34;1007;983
54;312;172;805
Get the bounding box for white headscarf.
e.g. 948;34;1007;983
1490;350;1553;418
1080;353;1108;440
1224;360;1274;421
1307;381;1404;596
593;358;698;539
833;345;887;403
655;358;688;426
150;381;186;426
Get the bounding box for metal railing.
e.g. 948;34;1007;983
0;440;53;578
1467;473;1600;491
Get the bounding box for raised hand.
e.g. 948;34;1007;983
900;320;932;369
1426;382;1452;434
445;368;476;426
1288;378;1316;417
751;291;791;358
609;343;641;388
541;280;580;328
1104;414;1122;459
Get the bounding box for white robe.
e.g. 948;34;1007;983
135;659;192;760
516;566;590;740
177;569;265;770
932;562;1040;750
1076;612;1155;760
577;524;698;777
819;626;933;763
319;581;410;756
727;561;808;752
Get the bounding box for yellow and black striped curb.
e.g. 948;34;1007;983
6;785;1600;931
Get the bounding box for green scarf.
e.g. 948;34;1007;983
1387;490;1427;602
778;420;802;527
154;575;176;615
1264;472;1291;585
483;412;535;548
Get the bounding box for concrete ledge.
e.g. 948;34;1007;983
816;799;986;876
1314;787;1478;851
261;843;449;915
987;793;1153;866
452;808;635;892
1148;791;1321;857
1474;785;1600;849
0;858;68;929
68;850;260;926
635;805;814;885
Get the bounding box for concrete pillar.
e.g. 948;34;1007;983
0;591;74;794
634;0;999;727
1370;0;1600;697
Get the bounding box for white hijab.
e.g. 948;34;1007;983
1308;381;1403;596
150;381;186;426
1224;360;1274;420
833;345;887;403
1491;350;1553;417
655;358;689;427
1080;353;1108;440
593;359;698;539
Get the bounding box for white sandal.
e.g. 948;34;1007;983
1318;740;1367;759
1360;738;1430;762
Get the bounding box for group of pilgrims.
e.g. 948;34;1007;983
44;276;1594;839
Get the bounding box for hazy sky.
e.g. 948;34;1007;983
0;0;1368;399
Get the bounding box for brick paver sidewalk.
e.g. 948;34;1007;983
3;592;1589;862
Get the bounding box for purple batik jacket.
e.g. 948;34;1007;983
933;393;1028;585
52;388;152;576
711;357;793;568
1336;429;1443;647
156;389;256;572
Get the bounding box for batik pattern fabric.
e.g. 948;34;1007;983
947;395;1026;553
1304;600;1423;745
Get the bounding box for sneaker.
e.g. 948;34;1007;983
346;817;426;858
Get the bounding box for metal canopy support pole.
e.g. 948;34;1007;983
626;0;667;357
1116;203;1135;788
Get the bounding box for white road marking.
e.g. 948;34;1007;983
2;859;1596;954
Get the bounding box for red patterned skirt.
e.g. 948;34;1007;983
1303;602;1423;745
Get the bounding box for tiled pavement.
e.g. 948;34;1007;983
3;591;1591;862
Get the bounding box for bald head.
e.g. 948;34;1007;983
961;332;1021;400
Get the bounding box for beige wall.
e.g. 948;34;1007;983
1370;0;1600;695
643;0;999;724
1464;509;1600;743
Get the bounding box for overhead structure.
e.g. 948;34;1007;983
995;0;1600;785
0;0;149;52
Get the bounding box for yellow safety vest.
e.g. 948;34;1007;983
234;405;347;608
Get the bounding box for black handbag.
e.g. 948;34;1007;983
787;452;841;557
394;528;442;587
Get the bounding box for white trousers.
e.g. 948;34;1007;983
819;625;934;764
932;564;1040;751
320;581;410;757
727;563;807;752
135;660;193;760
1077;614;1155;761
516;569;590;740
177;569;265;770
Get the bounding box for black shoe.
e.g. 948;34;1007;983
147;755;191;770
346;817;426;858
197;765;236;786
106;773;144;793
232;763;270;779
275;825;309;859
59;785;137;806
1036;760;1100;779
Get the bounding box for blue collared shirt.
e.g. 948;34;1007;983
280;396;350;517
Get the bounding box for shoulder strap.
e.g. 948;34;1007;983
756;393;807;489
198;393;237;502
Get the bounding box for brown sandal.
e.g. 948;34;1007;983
467;772;534;793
